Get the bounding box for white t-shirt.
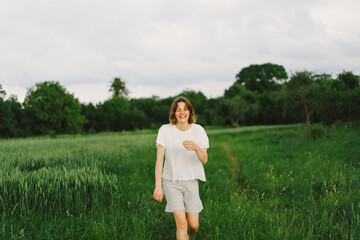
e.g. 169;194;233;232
156;123;209;181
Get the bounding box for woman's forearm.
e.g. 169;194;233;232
153;145;165;203
183;140;208;164
195;146;208;164
155;163;162;187
155;145;165;186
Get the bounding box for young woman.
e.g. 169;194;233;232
153;96;209;240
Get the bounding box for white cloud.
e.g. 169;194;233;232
1;0;359;103
1;84;27;102
66;82;110;104
128;79;233;100
2;79;233;105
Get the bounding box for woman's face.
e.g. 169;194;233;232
175;102;190;124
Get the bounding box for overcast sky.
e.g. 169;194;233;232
1;0;359;103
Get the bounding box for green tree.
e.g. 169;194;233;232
0;84;6;99
349;87;360;128
224;83;260;125
311;74;338;125
335;71;360;127
282;71;315;127
23;81;82;135
0;85;30;138
223;95;248;127
154;96;174;126
81;102;98;133
257;91;281;124
109;77;129;98
128;108;149;130
338;71;359;89
130;97;158;129
97;97;131;131
0;86;15;137
224;82;249;99
204;97;226;126
130;95;170;129
235;63;288;93
306;71;360;127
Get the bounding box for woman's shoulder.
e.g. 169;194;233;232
192;123;206;132
159;123;172;131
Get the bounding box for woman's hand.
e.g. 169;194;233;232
153;186;163;203
182;141;199;151
183;140;208;164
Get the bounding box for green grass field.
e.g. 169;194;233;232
0;124;359;239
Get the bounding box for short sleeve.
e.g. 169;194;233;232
197;126;209;149
156;125;166;149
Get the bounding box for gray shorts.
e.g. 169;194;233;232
162;178;203;213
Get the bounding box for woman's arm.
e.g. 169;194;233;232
153;145;165;202
183;141;208;164
195;146;208;164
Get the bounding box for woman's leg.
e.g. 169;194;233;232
173;210;189;240
187;212;199;239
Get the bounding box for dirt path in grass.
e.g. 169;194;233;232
221;143;241;187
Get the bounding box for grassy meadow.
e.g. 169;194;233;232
0;124;359;239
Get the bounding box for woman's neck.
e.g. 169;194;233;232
176;122;192;131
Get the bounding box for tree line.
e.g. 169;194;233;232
1;63;359;138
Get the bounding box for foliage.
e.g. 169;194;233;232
338;71;359;89
203;97;227;126
109;77;129;98
130;96;171;129
335;71;360;127
0;84;6;98
235;63;288;93
223;95;248;126
1;64;360;138
312;74;338;125
313;71;360;127
97;96;131;131
224;82;248;99
23;81;82;135
306;124;326;139
223;83;260;126
348;87;360;128
81;102;98;133
130;97;158;129
282;71;315;126
0;85;30;138
257;91;283;125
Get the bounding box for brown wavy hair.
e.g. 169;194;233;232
169;96;196;125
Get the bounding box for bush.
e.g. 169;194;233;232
307;124;326;139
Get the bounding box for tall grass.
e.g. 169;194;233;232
198;124;360;239
0;124;359;239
